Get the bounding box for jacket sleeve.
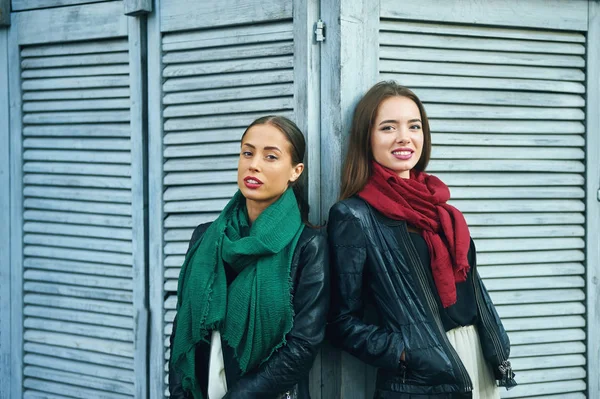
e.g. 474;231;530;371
223;231;330;399
470;240;515;388
327;202;404;370
168;223;211;399
168;316;189;399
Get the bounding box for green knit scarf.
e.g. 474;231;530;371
171;189;304;399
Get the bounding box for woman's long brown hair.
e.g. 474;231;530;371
339;81;432;200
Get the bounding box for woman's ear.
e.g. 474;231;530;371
290;163;304;183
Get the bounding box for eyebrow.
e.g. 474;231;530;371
378;118;422;125
242;143;282;152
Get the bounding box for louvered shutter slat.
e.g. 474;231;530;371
20;39;137;398
379;19;587;398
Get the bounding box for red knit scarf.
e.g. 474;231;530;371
358;162;471;308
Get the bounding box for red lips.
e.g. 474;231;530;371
243;176;263;189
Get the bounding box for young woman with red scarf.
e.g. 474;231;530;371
327;82;516;399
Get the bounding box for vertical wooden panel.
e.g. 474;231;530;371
147;0;165;396
585;1;600;398
129;16;149;399
8;16;24;399
293;0;321;226
293;0;322;396
320;0;379;397
0;26;11;399
320;0;378;217
0;0;9;26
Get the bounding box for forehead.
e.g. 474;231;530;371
375;96;421;119
242;123;289;149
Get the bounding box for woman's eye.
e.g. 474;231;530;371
266;154;278;161
242;151;252;157
410;124;422;130
381;125;393;131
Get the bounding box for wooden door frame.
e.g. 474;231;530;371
0;24;14;399
8;12;24;399
6;3;150;397
585;1;600;398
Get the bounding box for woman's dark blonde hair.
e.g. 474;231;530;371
339;81;432;200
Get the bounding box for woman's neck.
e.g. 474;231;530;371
245;198;274;224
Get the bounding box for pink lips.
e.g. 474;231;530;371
244;176;263;189
392;147;414;160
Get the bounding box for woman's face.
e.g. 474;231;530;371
237;123;304;206
370;96;424;179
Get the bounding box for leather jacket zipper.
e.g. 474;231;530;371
472;271;514;386
400;225;473;393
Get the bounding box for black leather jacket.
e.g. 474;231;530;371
327;198;516;398
169;223;329;399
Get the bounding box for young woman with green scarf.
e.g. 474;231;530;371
168;115;330;399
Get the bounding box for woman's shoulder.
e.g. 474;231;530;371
297;225;327;248
294;225;328;272
329;196;370;221
187;222;213;252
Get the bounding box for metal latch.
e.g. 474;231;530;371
315;19;325;42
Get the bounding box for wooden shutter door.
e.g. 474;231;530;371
378;5;588;399
150;1;321;397
11;3;148;398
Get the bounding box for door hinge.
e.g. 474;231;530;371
315;19;325;42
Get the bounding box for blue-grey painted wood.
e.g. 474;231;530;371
22;39;128;56
124;0;151;15
379;20;586;42
381;63;586;83
16;2;127;45
0;0;8;26
160;0;292;33
0;26;10;399
161;20;293;51
16;5;140;395
508;367;585;385
128;15;148;399
503;315;585;331
380;0;589;31
293;0;321;228
492;289;584;305
25;355;134;383
25;342;134;369
12;0;111;11
380;31;585;54
585;2;600;398
320;0;379;397
147;0;165;397
8;16;24;399
479;263;584;279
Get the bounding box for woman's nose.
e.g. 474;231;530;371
395;128;410;144
249;157;260;171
